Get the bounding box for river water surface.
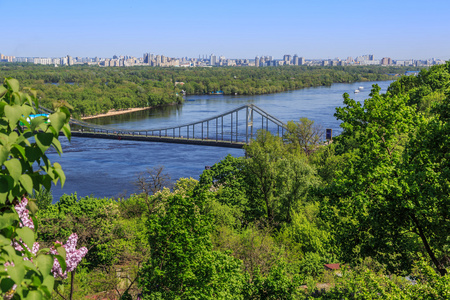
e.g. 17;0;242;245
48;80;392;201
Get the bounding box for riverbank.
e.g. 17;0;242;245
81;107;153;120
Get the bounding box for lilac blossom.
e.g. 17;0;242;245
14;197;34;229
50;233;88;279
12;240;40;257
11;197;88;280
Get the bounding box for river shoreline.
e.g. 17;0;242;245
80;78;394;121
81;107;153;120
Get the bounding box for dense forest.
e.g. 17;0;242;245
1;62;449;299
0;63;417;118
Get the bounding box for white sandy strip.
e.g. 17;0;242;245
81;107;152;120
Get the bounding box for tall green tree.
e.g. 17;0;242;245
139;193;244;299
283;117;323;155
244;130;318;225
399;96;450;276
321;86;423;273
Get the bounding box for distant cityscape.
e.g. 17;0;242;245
0;52;446;68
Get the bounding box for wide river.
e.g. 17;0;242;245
48;80;392;201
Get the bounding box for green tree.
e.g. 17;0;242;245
283;117;323;155
244;130;317;225
398;96;450;276
139;193;244;299
197;154;248;227
322;85;422;274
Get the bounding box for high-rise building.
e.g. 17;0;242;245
255;56;260;67
210;54;217;66
143;53;149;64
293;54;299;65
299;57;305;65
283;54;292;64
381;57;392;65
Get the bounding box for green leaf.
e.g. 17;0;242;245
36;248;50;255
29;88;37;99
31;275;42;287
51;138;63;155
4;104;22;128
30;116;47;131
5;78;19;93
4;158;22;183
23;260;38;273
35;132;53;153
19;174;34;195
7;263;25;285
58;106;71;120
54;254;66;273
3;245;17;258
0;132;8;145
16;227;35;250
11;144;26;160
56;246;67;272
0;102;6;116
23;92;34;107
0;212;18;230
62;123;71;141
0;86;7;98
42;175;51;191
0;192;9;205
40;276;54;297
0;234;11;246
25;146;41;162
7;131;19;145
20;104;34;119
53;163;65;187
0;278;15;293
31;215;38;231
24;290;43;300
0;145;10;166
49;112;67;133
35;254;53;277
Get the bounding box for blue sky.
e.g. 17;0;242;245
1;0;449;60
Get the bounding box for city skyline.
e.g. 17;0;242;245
2;52;445;68
1;0;449;60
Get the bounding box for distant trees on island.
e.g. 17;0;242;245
0;63;418;118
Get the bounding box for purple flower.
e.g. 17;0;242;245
11;196;88;280
50;233;88;279
14;197;34;229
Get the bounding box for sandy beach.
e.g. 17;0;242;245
81;107;152;120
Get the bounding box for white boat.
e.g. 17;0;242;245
354;89;360;93
358;86;364;90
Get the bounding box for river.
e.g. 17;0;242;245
47;80;392;201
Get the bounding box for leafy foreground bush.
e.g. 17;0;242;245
0;78;87;298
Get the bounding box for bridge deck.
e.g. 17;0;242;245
70;131;246;148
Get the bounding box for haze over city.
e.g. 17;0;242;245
2;0;449;60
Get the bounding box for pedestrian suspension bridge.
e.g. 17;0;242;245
39;105;287;148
